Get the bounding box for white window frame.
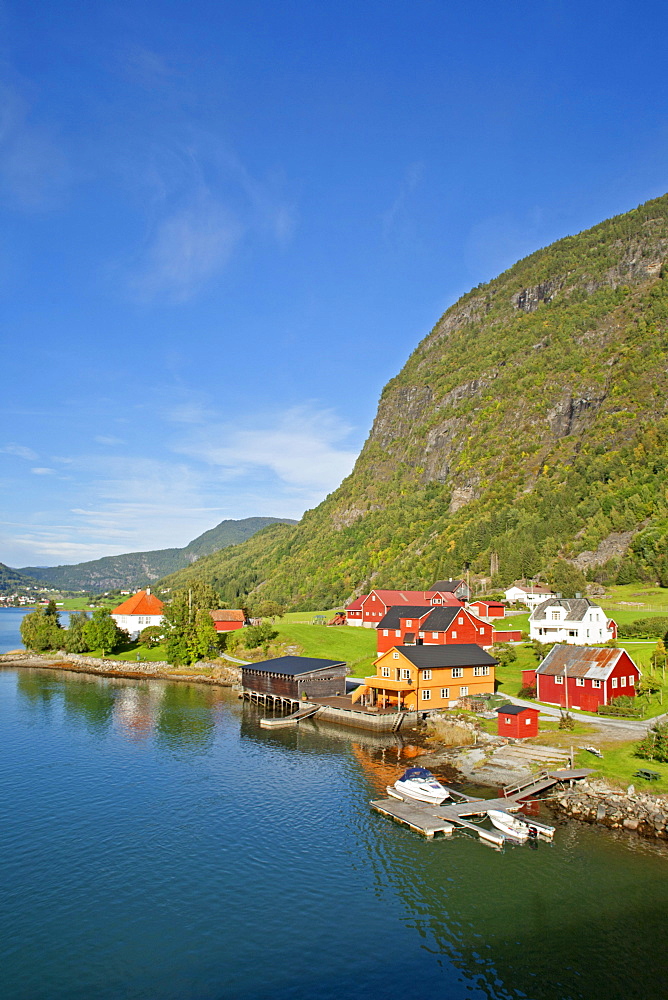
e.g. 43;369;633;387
440;688;450;699
383;629;388;636
451;667;464;678
451;630;458;638
611;677;618;688
392;652;399;659
458;617;464;625
422;669;432;681
555;675;564;685
592;679;602;689
400;668;411;680
575;677;585;687
459;686;469;697
473;666;489;676
432;632;439;639
381;666;390;678
421;689;431;701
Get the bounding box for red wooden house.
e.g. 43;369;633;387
468;600;506;619
349;588;463;628
529;645;640;712
344;596;365;625
496;704;540;738
376;605;493;654
209;609;246;633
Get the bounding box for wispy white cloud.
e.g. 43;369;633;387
129;192;245;302
1;443;39;460
30;467;55;475
0;82;69;211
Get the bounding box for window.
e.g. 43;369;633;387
440;688;450;699
422;669;432;680
405;620;412;627
432;632;439;639
525;717;532;725
611;677;618;688
473;666;489;676
381;667;390;678
568;631;577;637
452;667;464;678
551;611;560;620
459;686;469;697
555;675;564;685
395;630;401;637
451;630;458;638
433;598;441;604
458;617;464;625
592;679;602;689
400;668;411;680
418;631;425;638
383;629;388;636
505;716;512;724
421;689;431;701
575;678;584;687
393;652;399;659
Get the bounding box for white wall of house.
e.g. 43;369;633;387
529;605;613;644
112;613;164;639
505;586;555;609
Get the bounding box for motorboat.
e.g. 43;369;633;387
487;809;533;842
392;767;451;805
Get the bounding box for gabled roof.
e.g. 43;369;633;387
536;645;639;680
209;609;245;623
496;703;538;716
507;582;554;595
111;590;164;616
430;579;465;592
471;600;505;609
368;589;435;605
376;605;463;631
531;597;599;622
242;655;346;676
389;644;498;668
345;596;367;611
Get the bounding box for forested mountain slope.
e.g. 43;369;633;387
16;517;297;591
160;195;668;607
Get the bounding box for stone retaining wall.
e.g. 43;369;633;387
552;780;668;839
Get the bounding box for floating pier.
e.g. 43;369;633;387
370;768;591;844
259;704;322;729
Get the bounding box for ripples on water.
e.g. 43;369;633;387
1;667;667;1000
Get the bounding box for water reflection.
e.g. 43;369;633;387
154;683;218;754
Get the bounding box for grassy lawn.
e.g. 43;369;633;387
80;643;170;662
599;583;668;619
572;740;668;793
272;621;377;677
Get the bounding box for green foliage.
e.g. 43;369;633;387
530;639;555;663
163;581;222;665
597;695;644;718
63;611;91;653
156;194;668;608
83;608;127;656
547;560;588;598
635;721;668;762
20;607;63;652
617;616;668;638
490;642;517;667
139;625;164;648
242;621;279;650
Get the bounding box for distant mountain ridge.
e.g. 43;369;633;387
157;193;668;607
0;562;39;594
14;517;297;591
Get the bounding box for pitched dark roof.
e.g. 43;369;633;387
394;644;498;667
430;579;465;592
495;703;538;716
241;655;346;676
376;605;461;631
531;597;598;621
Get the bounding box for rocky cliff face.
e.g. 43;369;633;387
160;194;668;607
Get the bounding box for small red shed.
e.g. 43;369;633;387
209;609;246;632
496;703;540;738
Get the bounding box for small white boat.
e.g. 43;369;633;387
393;767;451;805
487;809;533;842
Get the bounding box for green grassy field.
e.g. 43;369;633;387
573;741;668;793
272;621;377;677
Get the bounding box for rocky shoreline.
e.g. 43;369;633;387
551;780;668;839
0;651;242;688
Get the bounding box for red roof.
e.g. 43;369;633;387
111;590;164;616
209;609;245;623
370;589;461;606
345;596;367;611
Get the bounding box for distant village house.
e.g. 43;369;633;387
524;645;640;711
529;597;616;645
209;609;246;633
504;582;556;610
111;589;164;639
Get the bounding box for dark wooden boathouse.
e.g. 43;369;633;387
242;656;347;702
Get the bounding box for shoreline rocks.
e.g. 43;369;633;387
552;779;668;839
0;651;242;688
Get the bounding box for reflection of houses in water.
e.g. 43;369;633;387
113;685;164;740
351;741;428;796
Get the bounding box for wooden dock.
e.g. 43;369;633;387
259;704;321;729
370;768;591;843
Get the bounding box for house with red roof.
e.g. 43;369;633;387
111;589;165;639
347;588;463;628
209;609;246;633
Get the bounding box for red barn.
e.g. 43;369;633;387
209;609;246;633
496;703;540;738
357;588;463;628
375;605;493;654
469;600;506;619
536;645;641;712
491;628;523;643
344;596;366;625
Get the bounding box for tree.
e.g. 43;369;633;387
139;625;164;649
547;559;588;598
250;600;285;620
243;621;278;651
63;611;91;653
83;608;126;656
490;642;517;668
20;607;62;652
163;581;222;665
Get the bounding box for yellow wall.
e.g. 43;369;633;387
368;648;495;709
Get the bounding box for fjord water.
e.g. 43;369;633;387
1;667;667;1000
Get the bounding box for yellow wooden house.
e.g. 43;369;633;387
354;644;497;711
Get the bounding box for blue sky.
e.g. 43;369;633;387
2;0;668;567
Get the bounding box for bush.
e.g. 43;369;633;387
635;721;668;762
597;695;644;718
617;616;668;639
518;685;536;699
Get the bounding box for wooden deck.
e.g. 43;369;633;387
371;768;592;842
